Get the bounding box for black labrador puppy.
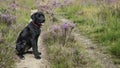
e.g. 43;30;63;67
16;12;45;59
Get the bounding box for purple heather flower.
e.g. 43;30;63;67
1;14;7;17
62;0;73;6
106;0;116;3
52;25;60;32
35;0;40;5
62;23;69;29
1;14;9;18
0;13;16;25
64;0;71;4
68;22;75;28
53;0;60;6
53;1;57;6
9;3;16;10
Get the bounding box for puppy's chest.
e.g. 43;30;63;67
34;29;40;36
28;24;41;37
31;28;41;37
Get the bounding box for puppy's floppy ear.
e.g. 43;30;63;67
31;13;36;21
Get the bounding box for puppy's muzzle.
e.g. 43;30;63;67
41;23;44;26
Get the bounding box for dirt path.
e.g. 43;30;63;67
75;34;116;68
15;36;50;68
61;19;116;68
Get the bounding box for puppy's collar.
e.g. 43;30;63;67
32;22;41;28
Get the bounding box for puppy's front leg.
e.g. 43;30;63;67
31;39;41;59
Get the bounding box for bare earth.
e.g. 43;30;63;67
15;36;50;68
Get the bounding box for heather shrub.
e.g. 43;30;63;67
41;21;89;68
42;22;76;46
0;13;16;25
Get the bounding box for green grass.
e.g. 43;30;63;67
56;0;120;64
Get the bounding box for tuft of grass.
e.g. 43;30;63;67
109;40;120;57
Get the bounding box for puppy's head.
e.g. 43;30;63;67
31;12;45;25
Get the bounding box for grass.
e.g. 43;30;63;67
56;0;120;64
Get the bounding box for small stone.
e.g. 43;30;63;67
89;46;95;49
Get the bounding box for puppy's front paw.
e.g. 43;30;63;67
19;55;25;60
38;52;41;55
35;56;41;59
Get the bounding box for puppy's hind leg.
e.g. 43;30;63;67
17;52;25;59
16;43;26;59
